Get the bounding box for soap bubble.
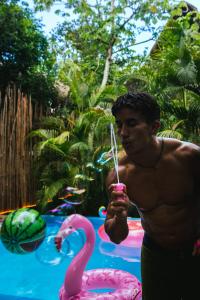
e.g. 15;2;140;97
48;203;75;216
35;234;69;266
35;228;85;266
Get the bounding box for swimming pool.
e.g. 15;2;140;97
0;216;141;300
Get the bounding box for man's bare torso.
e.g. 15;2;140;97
117;138;199;249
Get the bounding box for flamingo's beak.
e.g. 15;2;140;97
55;225;75;252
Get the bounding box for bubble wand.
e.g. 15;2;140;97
110;124;126;193
110;124;137;213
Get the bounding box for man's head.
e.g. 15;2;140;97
112;92;161;156
112;92;160;124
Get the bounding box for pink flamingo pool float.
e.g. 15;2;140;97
55;214;142;299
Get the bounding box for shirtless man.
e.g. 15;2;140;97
104;92;200;300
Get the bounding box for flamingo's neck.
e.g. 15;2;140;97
62;215;95;297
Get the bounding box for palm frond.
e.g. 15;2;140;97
163;102;188;119
38;178;68;210
176;62;197;85
74;174;94;182
61;61;90;110
75;108;107;138
157;130;183;139
172;120;184;130
88;129;95;151
28;129;55;140
41;143;66;161
40;116;65;131
96;84;127;102
40;161;71;184
186;103;200;131
33;140;50;157
53;131;70;144
69;142;90;155
95;114;114;140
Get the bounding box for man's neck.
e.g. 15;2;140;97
129;137;163;169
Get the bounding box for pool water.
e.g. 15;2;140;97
0;216;141;300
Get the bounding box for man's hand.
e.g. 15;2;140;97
107;183;130;220
192;238;200;256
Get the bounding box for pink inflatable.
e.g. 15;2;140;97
55;214;142;299
98;183;144;248
98;219;144;248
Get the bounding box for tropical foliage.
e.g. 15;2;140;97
29;62;117;213
0;0;57;105
29;0;200;214
134;1;200;143
27;0;174;213
3;0;200;214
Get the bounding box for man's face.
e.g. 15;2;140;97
115;108;159;156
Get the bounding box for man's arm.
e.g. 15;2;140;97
104;170;129;244
191;144;200;256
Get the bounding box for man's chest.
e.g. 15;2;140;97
124;160;194;209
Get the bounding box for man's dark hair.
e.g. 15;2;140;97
112;92;160;123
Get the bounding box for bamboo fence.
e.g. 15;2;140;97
0;86;43;213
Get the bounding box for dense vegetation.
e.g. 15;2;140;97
1;0;199;215
0;0;57;106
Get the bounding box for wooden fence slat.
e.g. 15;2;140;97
0;86;43;212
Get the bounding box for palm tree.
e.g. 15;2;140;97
28;118;72;211
29;61;124;213
138;14;200;143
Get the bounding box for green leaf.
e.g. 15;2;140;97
28;129;54;140
74;174;94;182
54;131;70;144
157;130;183;139
38;177;68;210
42;143;66;160
69;142;89;154
177;62;197;85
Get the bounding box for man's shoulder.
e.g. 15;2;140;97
176;140;199;156
164;138;200;160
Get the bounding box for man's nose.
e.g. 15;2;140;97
119;124;129;137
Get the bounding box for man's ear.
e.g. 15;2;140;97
152;120;160;134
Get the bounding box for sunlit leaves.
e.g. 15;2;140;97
34;0;172;73
176;62;197;85
0;1;57;104
53;131;70;144
157;129;183;139
137;2;200;143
